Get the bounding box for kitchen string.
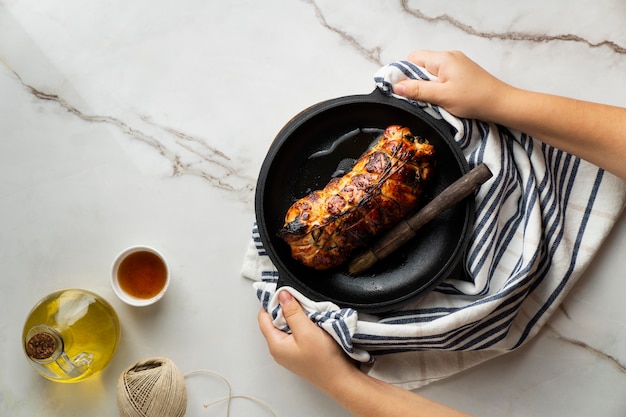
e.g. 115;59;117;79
117;357;277;417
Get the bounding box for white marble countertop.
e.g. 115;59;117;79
1;1;625;416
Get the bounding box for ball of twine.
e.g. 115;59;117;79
117;357;187;417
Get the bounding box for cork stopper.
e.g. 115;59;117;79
26;332;58;360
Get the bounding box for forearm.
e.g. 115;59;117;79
317;365;472;417
485;86;626;180
397;50;626;179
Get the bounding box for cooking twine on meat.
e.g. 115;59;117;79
116;357;276;417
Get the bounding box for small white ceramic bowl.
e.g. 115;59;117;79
111;245;170;307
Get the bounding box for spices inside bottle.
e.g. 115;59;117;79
26;331;59;361
117;250;167;299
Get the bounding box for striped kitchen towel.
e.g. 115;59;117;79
243;60;626;389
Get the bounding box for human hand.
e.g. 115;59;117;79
257;290;356;388
259;291;475;417
392;50;511;121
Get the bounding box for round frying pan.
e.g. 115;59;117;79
255;89;473;313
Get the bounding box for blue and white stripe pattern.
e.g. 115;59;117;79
245;61;625;386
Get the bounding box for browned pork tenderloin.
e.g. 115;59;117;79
278;125;435;270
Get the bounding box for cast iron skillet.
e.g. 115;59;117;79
255;89;473;313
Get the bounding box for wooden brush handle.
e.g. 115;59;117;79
348;163;493;275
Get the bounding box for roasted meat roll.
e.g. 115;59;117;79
278;125;435;270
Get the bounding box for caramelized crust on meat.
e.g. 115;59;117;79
278;125;435;270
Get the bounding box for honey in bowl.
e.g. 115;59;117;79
111;246;169;306
118;250;167;299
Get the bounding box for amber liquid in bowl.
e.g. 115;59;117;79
117;250;167;299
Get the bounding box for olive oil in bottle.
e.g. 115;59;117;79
22;289;121;383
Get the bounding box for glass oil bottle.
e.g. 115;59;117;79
22;289;121;383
